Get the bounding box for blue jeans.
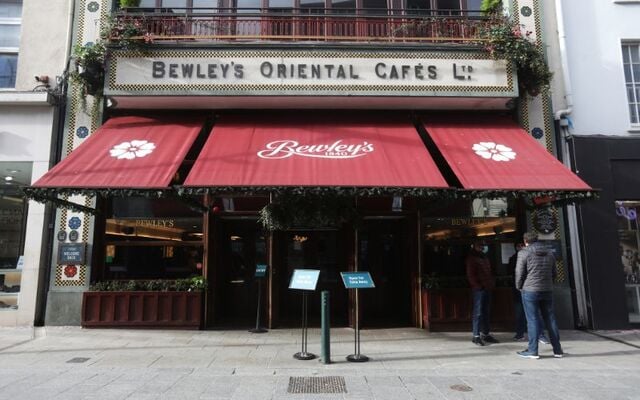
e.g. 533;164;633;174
472;289;491;337
514;289;547;338
521;290;563;355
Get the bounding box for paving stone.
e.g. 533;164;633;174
0;328;639;400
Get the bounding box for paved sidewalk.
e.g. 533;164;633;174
0;327;639;399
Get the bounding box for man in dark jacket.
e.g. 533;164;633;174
515;232;564;359
466;240;498;346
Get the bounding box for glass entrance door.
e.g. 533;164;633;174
278;230;349;327
212;219;267;327
358;218;412;327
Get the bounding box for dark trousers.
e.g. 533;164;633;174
522;290;563;355
513;289;527;337
472;289;491;337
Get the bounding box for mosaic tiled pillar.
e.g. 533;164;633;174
512;0;566;284
48;0;111;294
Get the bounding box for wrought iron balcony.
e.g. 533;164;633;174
109;8;493;45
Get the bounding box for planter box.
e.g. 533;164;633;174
422;287;514;332
82;291;202;329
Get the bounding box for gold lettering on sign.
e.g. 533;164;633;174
134;219;175;228
450;217;487;226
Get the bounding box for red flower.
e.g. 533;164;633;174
64;265;78;278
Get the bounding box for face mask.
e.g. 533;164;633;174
482;246;489;254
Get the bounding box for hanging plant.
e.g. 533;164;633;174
70;42;106;98
258;194;358;231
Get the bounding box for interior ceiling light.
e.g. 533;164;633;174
4;176;14;181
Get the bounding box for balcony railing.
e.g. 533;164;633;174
109;8;494;44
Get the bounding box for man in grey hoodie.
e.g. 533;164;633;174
514;231;564;359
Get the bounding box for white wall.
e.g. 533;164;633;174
0;0;71;327
15;0;73;91
0;103;54;327
559;0;640;135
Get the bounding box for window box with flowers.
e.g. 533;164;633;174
81;277;207;329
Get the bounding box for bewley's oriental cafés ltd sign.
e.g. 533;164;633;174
107;50;516;98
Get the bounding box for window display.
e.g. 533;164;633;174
0;193;28;310
100;197;204;281
615;201;640;323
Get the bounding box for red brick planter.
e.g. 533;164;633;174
82;291;202;329
422;288;514;332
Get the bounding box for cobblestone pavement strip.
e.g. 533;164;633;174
0;327;639;399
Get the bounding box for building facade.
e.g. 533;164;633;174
0;0;71;326
551;0;640;329
31;0;593;331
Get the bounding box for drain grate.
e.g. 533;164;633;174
287;376;347;394
66;357;90;364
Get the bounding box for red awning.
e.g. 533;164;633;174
33;116;202;189
184;115;448;189
422;115;592;190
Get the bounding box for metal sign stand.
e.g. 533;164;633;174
249;277;267;333
346;287;368;362
293;291;316;360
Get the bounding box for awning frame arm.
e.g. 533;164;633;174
22;188;97;215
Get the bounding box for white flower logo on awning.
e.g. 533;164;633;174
472;142;516;162
109;140;156;160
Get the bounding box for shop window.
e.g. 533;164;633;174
622;42;640;125
422;198;518;288
102;197;204;281
614;201;640;323
0;0;21;89
0;161;30;310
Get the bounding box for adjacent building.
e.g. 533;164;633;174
550;0;640;329
0;0;71;326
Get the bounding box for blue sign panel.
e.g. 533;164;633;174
340;272;375;289
57;243;86;264
255;264;268;278
289;269;320;291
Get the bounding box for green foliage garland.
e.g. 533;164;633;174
259;194;358;231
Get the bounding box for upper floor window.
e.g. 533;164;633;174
405;0;481;15
623;43;640;125
0;0;21;89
